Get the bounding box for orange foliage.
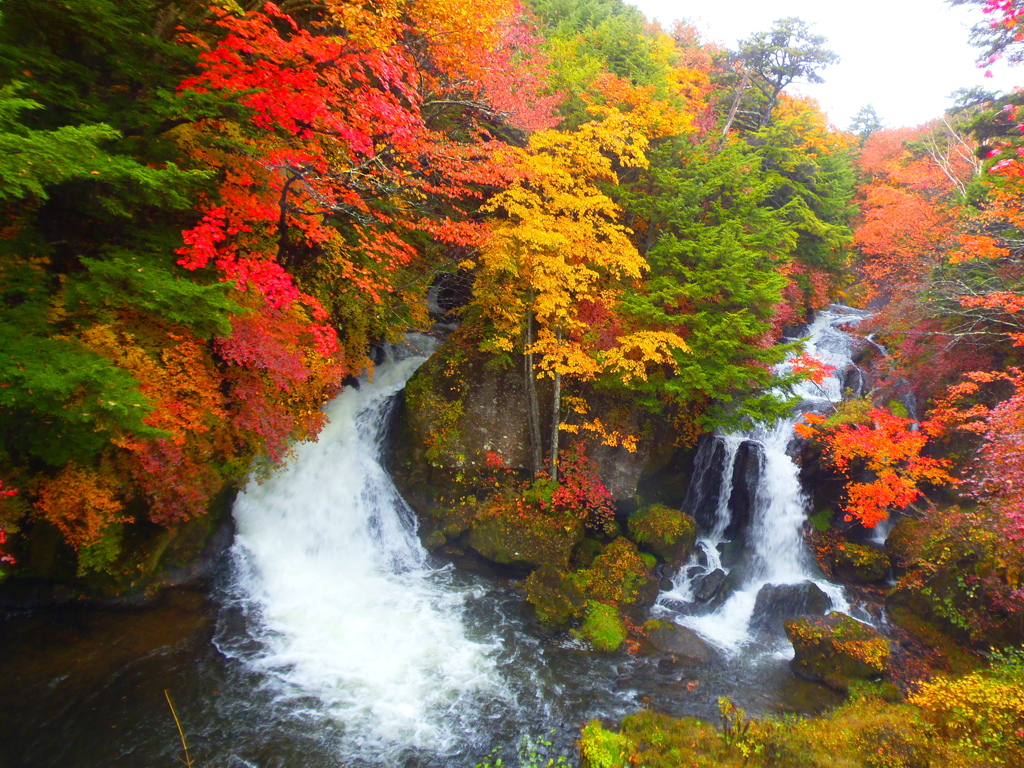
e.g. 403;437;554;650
35;464;129;550
801;407;956;527
853;124;976;304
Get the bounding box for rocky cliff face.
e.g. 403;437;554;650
388;327;696;514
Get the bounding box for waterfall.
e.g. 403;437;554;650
216;335;501;762
660;309;864;653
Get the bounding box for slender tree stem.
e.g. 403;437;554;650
164;690;193;768
550;328;562;485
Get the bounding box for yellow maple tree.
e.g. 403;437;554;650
471;109;690;480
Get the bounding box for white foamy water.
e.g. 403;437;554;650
661;309;862;653
221;336;500;759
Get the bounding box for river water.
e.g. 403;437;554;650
0;311;867;768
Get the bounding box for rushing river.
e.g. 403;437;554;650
0;311;869;768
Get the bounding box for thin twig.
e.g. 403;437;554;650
164;689;194;768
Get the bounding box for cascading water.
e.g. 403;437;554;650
659;308;866;652
217;335;503;762
0;324;860;768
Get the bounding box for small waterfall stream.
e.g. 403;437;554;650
657;308;866;653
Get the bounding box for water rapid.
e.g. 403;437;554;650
658;308;866;653
218;336;502;762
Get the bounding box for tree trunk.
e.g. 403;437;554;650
717;69;751;151
549;328;562;484
524;295;543;479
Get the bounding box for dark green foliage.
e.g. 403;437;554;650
737;17;839;126
617;139;801;428
849;105;885;144
526;0;674;123
68;252;240;339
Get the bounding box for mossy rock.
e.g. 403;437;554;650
467;500;582;570
524;565;586;625
576;537;653;607
832;542;889;583
641;619;713;665
572;536;605;569
576;601;627;652
626;504;696;564
885;517;930;575
785;613;891;692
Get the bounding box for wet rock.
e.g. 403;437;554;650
694;544;710;569
681;436;727;530
749;581;832;635
660;576;676;591
691;568;726;603
658;597;690;613
785;613;891;692
685;565;703;579
884;517;930;576
850;336;879;366
726;441;763;539
832;543;889;584
839;364;865;398
717;540;745;570
642;620;713;666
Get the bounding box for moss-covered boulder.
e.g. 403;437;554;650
580;719;637;768
577;600;627;652
466;498;582;570
524;565;586;625
832;542;889;583
627;504;697;564
576;537;653;607
418;497;478;550
785;613;891;692
401;332;534;474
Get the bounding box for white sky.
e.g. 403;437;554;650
629;0;1021;129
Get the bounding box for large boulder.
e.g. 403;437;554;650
627;504;697;565
750;581;832;634
467;499;583;571
785;613;891;692
524;565;586;625
642;619;714;666
392;330;698;509
400;336;535;474
884;517;930;576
